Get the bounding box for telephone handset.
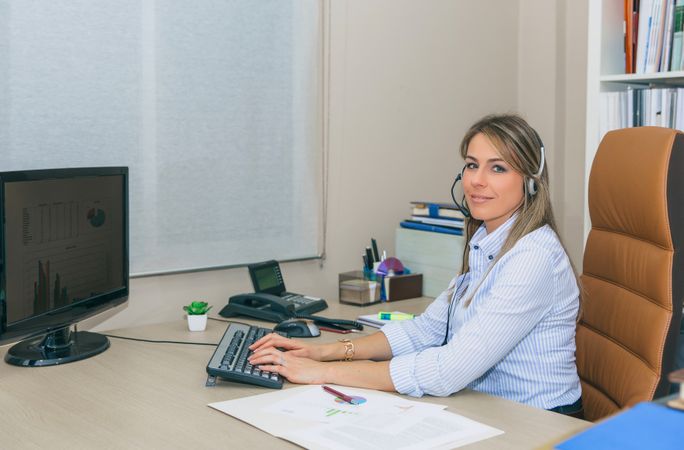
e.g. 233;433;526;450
221;292;298;323
219;260;329;323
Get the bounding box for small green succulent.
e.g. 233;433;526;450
183;301;212;315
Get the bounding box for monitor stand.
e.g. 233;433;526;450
4;326;110;367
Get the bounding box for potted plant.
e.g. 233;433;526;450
183;301;212;331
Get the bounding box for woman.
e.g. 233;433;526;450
249;113;582;413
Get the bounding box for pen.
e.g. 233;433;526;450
318;326;353;334
371;238;380;262
365;247;374;268
322;385;360;405
378;312;415;320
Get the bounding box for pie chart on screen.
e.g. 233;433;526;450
87;208;106;227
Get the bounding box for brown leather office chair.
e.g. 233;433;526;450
577;126;684;422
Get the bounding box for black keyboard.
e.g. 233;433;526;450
206;321;285;389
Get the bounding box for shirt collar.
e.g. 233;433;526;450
470;213;518;261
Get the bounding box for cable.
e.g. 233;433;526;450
103;334;217;347
442;274;469;346
104;318;263;346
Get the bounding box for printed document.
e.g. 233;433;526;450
208;385;503;449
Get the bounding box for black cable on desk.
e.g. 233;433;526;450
103;334;217;346
98;317;270;347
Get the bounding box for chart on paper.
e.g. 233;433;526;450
265;387;369;423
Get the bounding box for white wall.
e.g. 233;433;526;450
517;0;588;268
90;0;590;332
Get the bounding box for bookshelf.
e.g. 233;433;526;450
585;0;684;238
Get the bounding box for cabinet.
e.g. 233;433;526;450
395;228;464;298
585;0;684;237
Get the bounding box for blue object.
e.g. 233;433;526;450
399;220;463;235
362;267;376;281
379;276;386;302
555;402;684;450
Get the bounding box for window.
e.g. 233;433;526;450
0;0;323;275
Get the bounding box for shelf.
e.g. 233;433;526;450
600;71;684;85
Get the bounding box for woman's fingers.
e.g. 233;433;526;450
256;355;326;385
249;333;291;351
256;363;287;377
248;348;284;365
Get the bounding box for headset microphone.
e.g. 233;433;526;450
450;171;470;218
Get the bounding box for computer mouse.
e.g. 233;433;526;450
273;319;321;338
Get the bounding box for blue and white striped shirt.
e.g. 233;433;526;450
381;215;581;409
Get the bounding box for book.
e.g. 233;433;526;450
625;0;635;73
672;0;684;70
644;0;665;73
357;310;414;328
659;0;675;71
410;215;464;228
400;220;463;236
636;0;655;73
410;201;465;220
555;402;683;450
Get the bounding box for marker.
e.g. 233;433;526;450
378;312;414;321
322;385;360;405
371;238;380;262
381;250;387;262
362;254;370;270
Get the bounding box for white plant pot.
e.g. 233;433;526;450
187;314;208;331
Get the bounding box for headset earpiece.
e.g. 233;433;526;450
527;144;545;197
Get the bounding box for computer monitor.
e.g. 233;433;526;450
0;167;129;366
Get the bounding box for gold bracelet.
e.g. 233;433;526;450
339;339;354;361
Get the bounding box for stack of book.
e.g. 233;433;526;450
399;201;465;236
625;0;683;74
599;87;684;137
396;202;465;297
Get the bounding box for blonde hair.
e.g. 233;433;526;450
453;113;562;307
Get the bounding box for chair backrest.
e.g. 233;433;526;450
577;127;684;422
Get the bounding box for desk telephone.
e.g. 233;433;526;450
219;260;329;323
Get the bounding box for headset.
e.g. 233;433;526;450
450;132;546;217
526;139;545;196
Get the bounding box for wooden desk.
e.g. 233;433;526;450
0;298;589;449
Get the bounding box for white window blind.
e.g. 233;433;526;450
0;1;323;275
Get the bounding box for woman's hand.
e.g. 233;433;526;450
248;347;329;385
249;333;324;361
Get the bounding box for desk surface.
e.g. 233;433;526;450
0;297;589;449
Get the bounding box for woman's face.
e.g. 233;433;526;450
463;133;525;233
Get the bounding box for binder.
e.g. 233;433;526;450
400;220;463;236
555;402;683;450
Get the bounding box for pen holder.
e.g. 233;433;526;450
339;271;381;305
338;270;422;306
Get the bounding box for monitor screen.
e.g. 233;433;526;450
0;167;129;366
